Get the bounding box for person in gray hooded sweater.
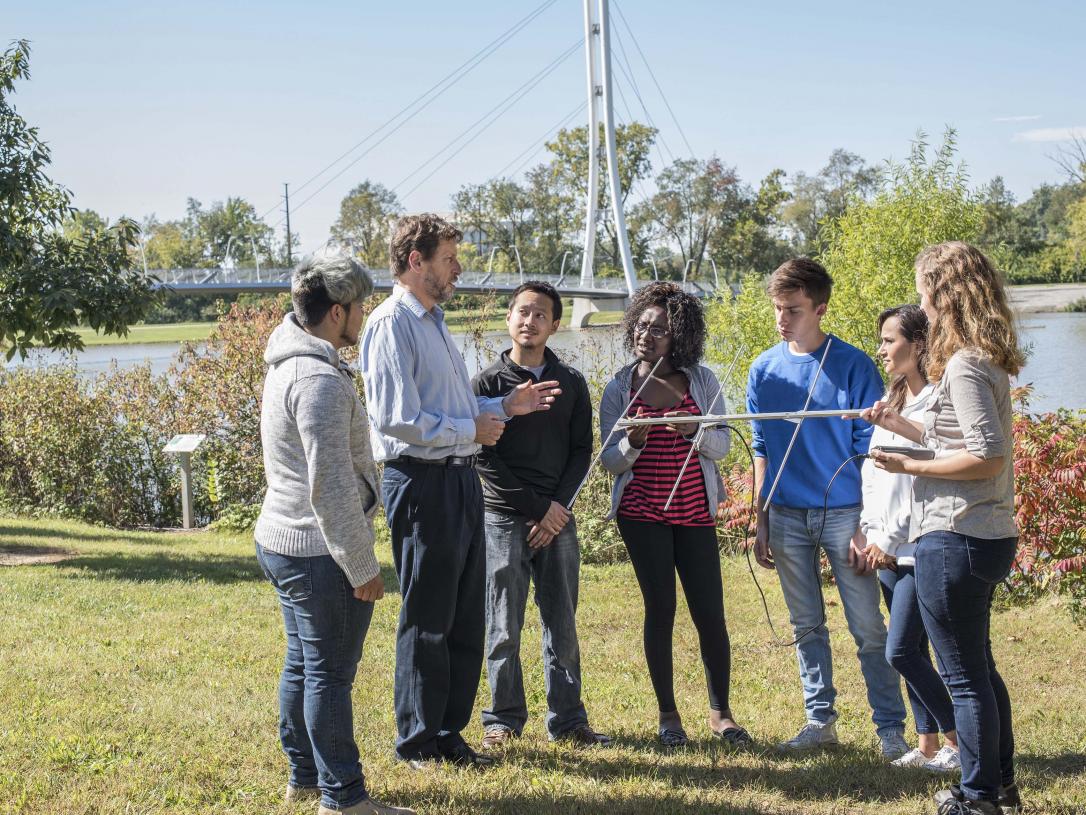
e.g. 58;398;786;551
255;247;413;815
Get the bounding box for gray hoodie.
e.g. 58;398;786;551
254;313;380;587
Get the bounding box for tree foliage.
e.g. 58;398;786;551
0;40;156;358
330;180;401;269
705;130;983;391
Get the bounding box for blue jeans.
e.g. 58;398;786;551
482;511;588;738
914;531;1017;803
255;543;372;810
880;565;955;735
767;504;906;734
382;460;486;760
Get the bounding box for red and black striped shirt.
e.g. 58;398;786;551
617;390;715;526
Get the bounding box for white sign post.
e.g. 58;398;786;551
163;434;206;529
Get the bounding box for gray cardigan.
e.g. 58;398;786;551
255;313;381;587
599;362;730;520
910;349;1018;542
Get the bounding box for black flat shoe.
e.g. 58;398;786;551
714;726;754;748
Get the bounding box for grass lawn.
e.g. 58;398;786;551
74;323;217;346
1;516;1083;814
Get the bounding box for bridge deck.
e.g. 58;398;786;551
148;268;719;298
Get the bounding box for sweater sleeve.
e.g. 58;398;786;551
291;375;380;587
600;377;641;475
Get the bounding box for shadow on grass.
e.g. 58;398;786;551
409;790;766;815
505;742;938;804
1017;751;1086;779
51;550;403;591
57;551;264;584
0;522;173;546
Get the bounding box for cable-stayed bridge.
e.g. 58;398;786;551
153;265;724;326
148;2;714;326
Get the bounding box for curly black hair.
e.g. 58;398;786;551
621;281;706;370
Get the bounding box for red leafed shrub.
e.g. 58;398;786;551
1010;387;1086;620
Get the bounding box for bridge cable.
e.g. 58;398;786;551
611;25;676;167
263;0;560;223
613;2;696;159
394;40;582;201
495;99;585;180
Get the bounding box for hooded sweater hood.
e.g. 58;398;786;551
264;312;343;369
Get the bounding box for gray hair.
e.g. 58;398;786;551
291;246;373;327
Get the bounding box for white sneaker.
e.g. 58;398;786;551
891;747;932;768
879;728;910;760
777;720;838;752
924;744;962;773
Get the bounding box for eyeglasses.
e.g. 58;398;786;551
634;321;670;339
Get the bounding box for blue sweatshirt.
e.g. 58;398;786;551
746;334;883;510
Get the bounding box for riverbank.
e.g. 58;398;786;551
1007;282;1086;313
70;308;627;346
2;515;1083;814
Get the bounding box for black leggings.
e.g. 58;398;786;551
617;517;732;713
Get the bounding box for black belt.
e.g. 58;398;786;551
393;454;478;468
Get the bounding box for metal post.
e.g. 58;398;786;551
179;452;194;530
284;183;293;267
598;0;638;297
580;0;601;288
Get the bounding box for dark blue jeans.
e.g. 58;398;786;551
255;543;372;810
482;511;588;738
879;565;955;735
914;531;1017;803
382;459;486;760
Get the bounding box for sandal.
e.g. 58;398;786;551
658;726;689;748
715;726;754;748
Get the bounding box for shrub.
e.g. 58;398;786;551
1009;389;1086;621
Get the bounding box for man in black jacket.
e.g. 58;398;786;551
472;282;610;749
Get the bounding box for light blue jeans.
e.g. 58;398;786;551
482;511;588;739
767;504;906;735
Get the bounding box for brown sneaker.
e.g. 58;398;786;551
480;726;518;751
556;723;613;747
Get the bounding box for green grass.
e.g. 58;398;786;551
1;516;1083;814
75;322;217;346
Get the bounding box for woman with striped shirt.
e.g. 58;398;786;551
599;282;750;748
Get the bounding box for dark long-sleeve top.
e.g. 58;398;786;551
471;347;592;520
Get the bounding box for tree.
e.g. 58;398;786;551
450;178;534;272
647;157;743;280
717;168;793;281
1;41;155;358
544;122;657;273
705;130;983;391
818;130;982;360
330;180;401;269
781;149;878;254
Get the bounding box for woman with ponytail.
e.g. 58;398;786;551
860;305;958;772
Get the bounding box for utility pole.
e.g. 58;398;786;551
283;183;293;267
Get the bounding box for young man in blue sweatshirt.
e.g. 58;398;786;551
747;258;907;758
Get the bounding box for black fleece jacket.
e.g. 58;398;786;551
471;347;592;520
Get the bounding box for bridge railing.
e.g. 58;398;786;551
151;267;723;297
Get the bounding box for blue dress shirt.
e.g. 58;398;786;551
359;286;507;462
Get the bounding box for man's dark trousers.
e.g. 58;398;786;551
382;458;486;760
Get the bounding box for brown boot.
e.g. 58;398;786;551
317;797;416;815
480;726;518;751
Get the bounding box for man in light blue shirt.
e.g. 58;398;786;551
360;213;560;768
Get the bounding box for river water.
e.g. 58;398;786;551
6;312;1086;414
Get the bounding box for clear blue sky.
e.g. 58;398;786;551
8;0;1084;257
